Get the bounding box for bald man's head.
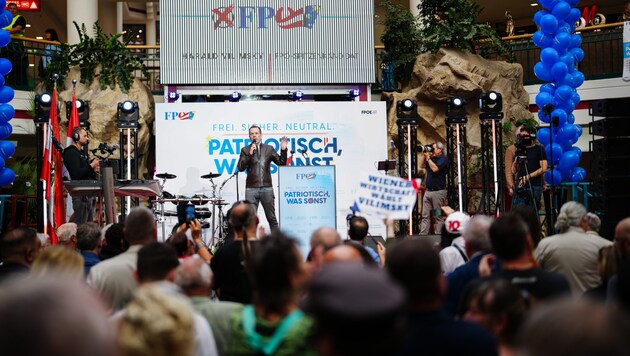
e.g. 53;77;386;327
310;227;341;250
323;245;363;264
615;218;630;258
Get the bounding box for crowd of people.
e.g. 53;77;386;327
1;199;630;356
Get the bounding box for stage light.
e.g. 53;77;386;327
289;90;303;101
66;99;90;129
228;91;242;102
446;97;467;124
348;89;360;100
479;91;504;121
117;100;139;129
34;93;53;124
396;98;418;126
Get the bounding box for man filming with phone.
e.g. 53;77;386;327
505;124;547;210
420;142;449;235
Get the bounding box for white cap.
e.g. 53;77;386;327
445;211;470;234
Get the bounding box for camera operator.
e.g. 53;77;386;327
420;142;449;235
504;125;547;210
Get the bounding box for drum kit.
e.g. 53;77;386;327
153;171;231;247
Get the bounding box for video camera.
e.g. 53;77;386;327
515;129;534;156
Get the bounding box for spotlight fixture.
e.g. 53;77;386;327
34;93;53;124
228;91;242;102
396;98;419;126
446;97;467;124
347;89;360;100
479;91;504;120
66;99;90;129
289;90;304;101
117;100;139;129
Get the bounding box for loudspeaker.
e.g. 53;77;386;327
590;138;630;156
591;156;630;176
589;98;630;117
592;177;630;195
590;117;630;137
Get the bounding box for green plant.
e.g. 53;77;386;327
44;22;148;93
379;0;423;85
417;0;512;60
3;154;37;195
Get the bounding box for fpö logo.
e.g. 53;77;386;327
164;111;195;121
211;5;321;30
296;173;317;180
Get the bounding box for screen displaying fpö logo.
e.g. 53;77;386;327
296;173;317;180
211;5;321;30
164;112;196;120
361;110;378;115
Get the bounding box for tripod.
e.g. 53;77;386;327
512;152;539;212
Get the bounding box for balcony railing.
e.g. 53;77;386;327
2;22;625;94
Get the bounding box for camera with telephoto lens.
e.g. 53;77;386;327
515;132;533;156
419;145;434;153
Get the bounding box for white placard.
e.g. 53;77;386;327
355;172;420;219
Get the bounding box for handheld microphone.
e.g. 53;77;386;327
299;148;309;158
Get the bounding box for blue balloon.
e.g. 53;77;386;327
552;2;572;20
571;146;582;159
537;127;551;146
0;30;10;48
572;72;585;87
560;167;573;181
556;21;572;35
570;47;584;63
570;167;586;182
551;62;568;81
540;83;556;95
571;92;581;105
564;99;577;113
0;156;4;169
0;73;4;87
553;32;572;52
575;125;583;137
536;91;554;109
559;73;576;88
0;86;13;104
0;103;14;124
545;168;563;186
546;143;563;165
539;0;559;9
0;167;15;187
534;10;550;27
551;108;568;126
569;34;582;49
534;62;553;82
558;150;580;170
0;58;11;76
0;10;11;28
566;7;581;22
541;14;559;34
538;110;551;123
0;1;6;11
558;123;578;142
0;140;15;158
0;124;12;139
554;85;574;102
533;31;554;48
567;113;575;124
540;47;560;65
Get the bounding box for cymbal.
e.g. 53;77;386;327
156;172;177;179
162;191;174;199
200;172;221;179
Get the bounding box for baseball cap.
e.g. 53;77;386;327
445;211;470;234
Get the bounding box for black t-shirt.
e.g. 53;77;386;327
13;16;27;30
210;240;256;304
493;268;570;302
63;145;96;180
426;154;449;190
514;144;546;187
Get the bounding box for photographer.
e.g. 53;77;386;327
420;142;449;235
505;124;547;210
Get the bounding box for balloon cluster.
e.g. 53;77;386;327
532;0;586;184
0;0;16;187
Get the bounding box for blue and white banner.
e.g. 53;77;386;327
278;165;336;257
623;21;630;81
355;172;419;220
155;101;387;238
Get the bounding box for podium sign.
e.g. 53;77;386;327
278;165;336;258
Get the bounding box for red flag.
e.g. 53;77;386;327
66;93;80;147
49;88;64;242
